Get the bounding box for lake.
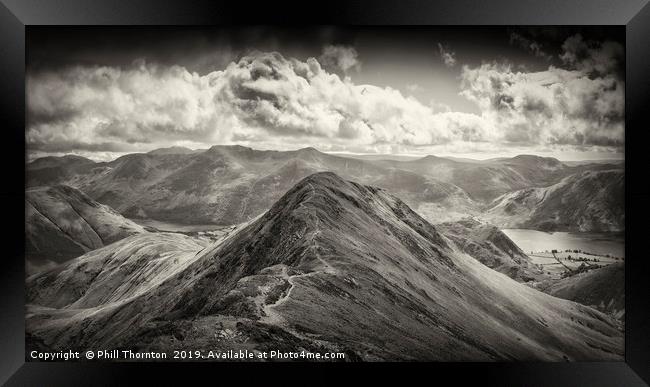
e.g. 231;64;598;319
502;229;625;258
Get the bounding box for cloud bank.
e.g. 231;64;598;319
27;37;624;159
461;34;624;148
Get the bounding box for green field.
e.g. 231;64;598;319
527;250;623;279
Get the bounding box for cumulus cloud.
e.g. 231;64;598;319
318;45;361;75
437;43;457;68
27;51;489;156
27;61;238;153
454;33;624;151
460;61;624;147
27;35;624;159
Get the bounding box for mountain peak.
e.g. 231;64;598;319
253;171;451;256
266;172;359;216
207;144;252;153
147;146;196;155
278;172;386;213
296;171;346;188
167;171;455;318
29;154;94;168
412;154;454;164
291;146;325;159
509;154;564;166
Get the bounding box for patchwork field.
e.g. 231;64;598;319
528;250;623;279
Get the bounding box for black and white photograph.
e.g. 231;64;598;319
24;26;625;361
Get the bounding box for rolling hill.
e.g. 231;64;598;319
437;218;544;282
26;173;622;361
26;185;146;274
26;155;96;187
27;232;209;309
539;263;625;321
483;170;624;232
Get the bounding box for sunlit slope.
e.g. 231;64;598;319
26;185;146;272
27;173;622;360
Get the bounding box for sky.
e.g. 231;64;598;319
26;26;625;161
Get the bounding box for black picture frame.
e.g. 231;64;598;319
1;0;649;385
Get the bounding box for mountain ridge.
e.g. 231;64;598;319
27;172;623;360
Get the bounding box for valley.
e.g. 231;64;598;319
24;147;626;361
503;228;623;279
25;171;624;361
22;26;627;365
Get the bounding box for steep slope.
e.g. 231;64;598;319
26;185;146;273
27;233;209;309
539;263;624;321
483;169;624;232
27;173;622;361
437;218;543;282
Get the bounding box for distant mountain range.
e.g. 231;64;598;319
26;173;623;360
26;146;624;232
